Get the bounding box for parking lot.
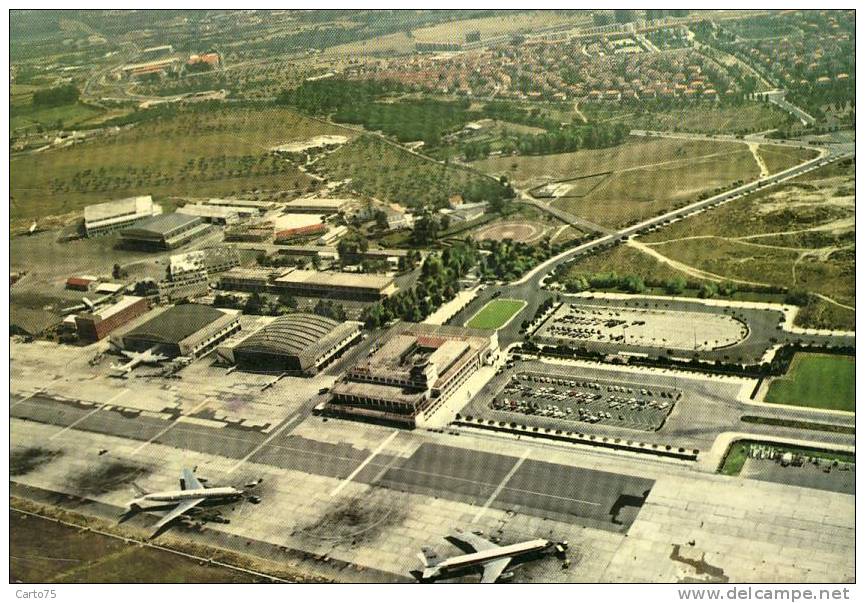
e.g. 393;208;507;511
490;370;680;432
534;302;748;352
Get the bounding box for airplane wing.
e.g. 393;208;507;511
450;530;500;553
152;497;206;532
480;557;512;583
181;468;204;490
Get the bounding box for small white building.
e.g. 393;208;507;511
316;225;349;246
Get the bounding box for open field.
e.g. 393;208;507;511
10;106;354;228
474;220;547;243
474;137;760;228
466;298;526;329
10;510;259;583
11;102;104;132
764;353;855;412
581;103;794;135
594;160;858;330
757;144;820;175
313;135;509;209
637;161;854;320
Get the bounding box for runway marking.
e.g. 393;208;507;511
381;463;602;508
14;413;604;511
472;448;530;522
330;430;399;497
131;398;211;455
11;389;45;409
226;414;302;474
48;389;129;441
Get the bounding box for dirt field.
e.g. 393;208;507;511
582;103;794;135
474;137;762;228
474;220;548;243
639;161;855;311
757;144;820;175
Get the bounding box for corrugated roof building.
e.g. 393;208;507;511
220;313;362;374
110;303;240;358
120;213;210;250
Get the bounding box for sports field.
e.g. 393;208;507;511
765;353;855;412
466;298;526;329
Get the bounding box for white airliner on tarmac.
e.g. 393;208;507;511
126;468;260;536
110;348;169;377
418;530;567;583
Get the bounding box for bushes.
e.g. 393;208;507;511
32;84;80;108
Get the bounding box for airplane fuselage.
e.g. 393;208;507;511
128;486;242;509
424;539;553;580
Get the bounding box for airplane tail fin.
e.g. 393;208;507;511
417;546;440;568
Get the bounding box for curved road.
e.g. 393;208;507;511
448;138;854;350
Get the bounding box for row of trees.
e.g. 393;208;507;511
507;122;630;156
562;271;744;299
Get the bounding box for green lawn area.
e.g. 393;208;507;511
11;102;104;132
765;353;855;412
466;298;526;329
719;439;855;476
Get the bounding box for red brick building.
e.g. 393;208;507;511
75;296;149;342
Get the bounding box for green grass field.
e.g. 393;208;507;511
466;298;526;329
765;353;855;412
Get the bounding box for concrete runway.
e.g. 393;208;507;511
12;393;654;533
375;443;653;532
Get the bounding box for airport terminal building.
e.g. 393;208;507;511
217;313;362;375
327;322;498;427
110;303;240;358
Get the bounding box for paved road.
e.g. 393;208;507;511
448;139;854;351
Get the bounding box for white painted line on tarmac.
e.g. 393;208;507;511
11;389;45;409
48;389;129;441
330;430;399;497
472;447;531;523
227;414;302;474
131;398;211;455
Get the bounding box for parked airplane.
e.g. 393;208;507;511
125;468;262;536
110;348;169;377
418;530;567;583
